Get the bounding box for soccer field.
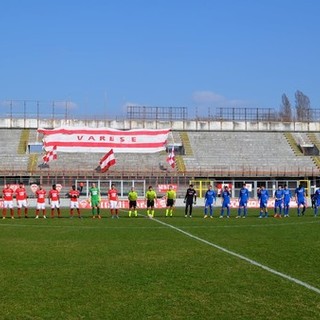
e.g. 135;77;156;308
1;207;320;320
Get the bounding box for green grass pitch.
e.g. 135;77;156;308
1;206;320;320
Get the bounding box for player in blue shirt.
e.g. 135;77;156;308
204;185;217;218
274;185;284;218
219;186;231;218
295;184;306;216
283;184;292;217
258;186;269;218
313;188;320;217
237;183;249;218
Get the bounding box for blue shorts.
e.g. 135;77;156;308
274;200;282;208
222;202;230;208
205;201;214;207
239;201;247;207
260;202;268;208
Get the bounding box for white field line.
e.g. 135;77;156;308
2;214;320;294
151;216;320;295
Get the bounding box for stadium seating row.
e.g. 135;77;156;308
185;131;316;173
0;129;318;175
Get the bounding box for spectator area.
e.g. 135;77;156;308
0;129;318;175
183;131;317;173
0;129;29;171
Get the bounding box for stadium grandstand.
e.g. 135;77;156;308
0;103;320;199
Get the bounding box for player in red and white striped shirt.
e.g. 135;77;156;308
69;185;81;218
108;184;119;218
15;182;28;218
48;184;61;218
35;185;47;219
2;184;14;219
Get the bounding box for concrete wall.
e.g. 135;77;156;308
1;118;320;131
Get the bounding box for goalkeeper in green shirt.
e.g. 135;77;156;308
89;182;101;219
128;187;138;217
146;185;157;217
165;185;176;217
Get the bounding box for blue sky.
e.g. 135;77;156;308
0;0;319;119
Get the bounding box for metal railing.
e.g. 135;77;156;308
2;100;320;122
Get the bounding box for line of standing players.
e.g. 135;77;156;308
1;183;81;219
184;183;318;219
2;182;318;219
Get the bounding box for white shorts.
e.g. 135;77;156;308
50;200;60;209
3;200;13;209
37;203;46;210
17;199;28;208
70;201;79;209
109;200;118;209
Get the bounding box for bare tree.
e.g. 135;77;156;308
280;94;292;121
295;90;311;121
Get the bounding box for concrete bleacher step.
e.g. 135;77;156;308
28;154;39;172
311;156;320;170
0;129;22;154
17;129;29;154
179;132;193;156
308;133;320;151
284;132;304;156
184;131;316;172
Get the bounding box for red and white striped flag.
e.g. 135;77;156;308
99;149;116;172
166;147;175;168
38;127;170;153
42;145;57;163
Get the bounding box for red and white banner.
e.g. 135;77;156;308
78;199;168;209
157;184;178;193
74;198;300;209
29;183;63;193
99;149;116;172
38;127;170;153
42;145;57;163
228;199;298;208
